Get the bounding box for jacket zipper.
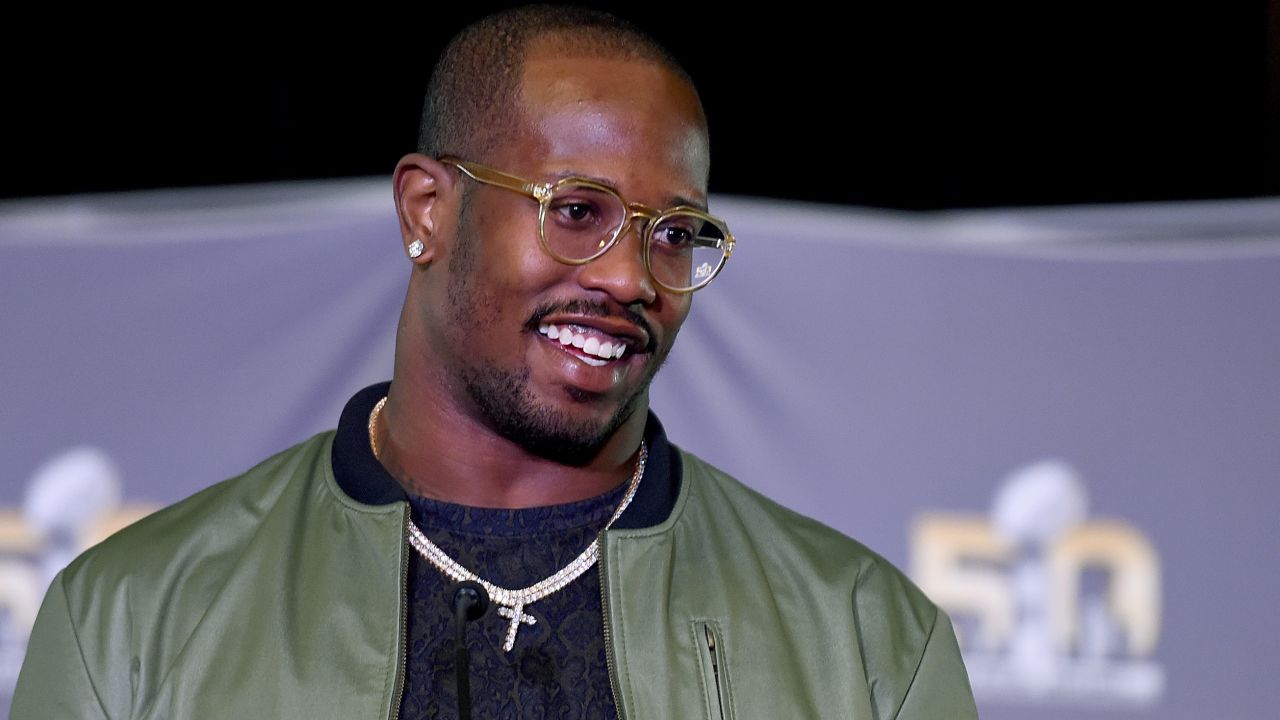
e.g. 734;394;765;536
599;533;626;720
701;622;728;720
388;505;411;720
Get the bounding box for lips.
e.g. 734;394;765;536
537;323;631;367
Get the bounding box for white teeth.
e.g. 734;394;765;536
537;322;630;362
580;356;607;367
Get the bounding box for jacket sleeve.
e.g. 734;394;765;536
892;609;979;720
10;570;111;720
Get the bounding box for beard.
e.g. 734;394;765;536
456;361;649;465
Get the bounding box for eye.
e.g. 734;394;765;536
560;202;594;223
549;196;607;229
655;224;694;247
651;215;703;251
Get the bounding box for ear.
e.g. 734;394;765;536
392;153;455;265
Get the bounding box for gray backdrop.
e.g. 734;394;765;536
3;182;1278;719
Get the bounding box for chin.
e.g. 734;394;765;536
461;365;643;465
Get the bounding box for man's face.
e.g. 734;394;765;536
427;46;710;463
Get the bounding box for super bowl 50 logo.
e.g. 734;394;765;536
911;459;1164;706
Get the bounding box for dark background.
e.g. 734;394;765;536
6;2;1277;209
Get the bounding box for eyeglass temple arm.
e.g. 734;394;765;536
439;156;546;199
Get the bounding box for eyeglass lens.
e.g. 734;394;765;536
543;182;727;291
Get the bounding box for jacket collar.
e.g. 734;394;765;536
330;381;681;530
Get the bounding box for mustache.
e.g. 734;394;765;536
528;299;656;353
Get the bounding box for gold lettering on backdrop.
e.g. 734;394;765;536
0;511;40;554
913;514;1161;658
910;514;1013;650
1050;520;1160;655
0;561;40;634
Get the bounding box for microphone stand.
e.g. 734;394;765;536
453;581;490;720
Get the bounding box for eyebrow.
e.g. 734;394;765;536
550;170;709;212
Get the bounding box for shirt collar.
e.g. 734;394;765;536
329;381;681;530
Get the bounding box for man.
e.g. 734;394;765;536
14;7;977;719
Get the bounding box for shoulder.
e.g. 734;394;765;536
58;431;336;612
678;448;921;592
677;446;943;646
15;431;395;719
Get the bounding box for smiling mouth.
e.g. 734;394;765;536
537;323;632;367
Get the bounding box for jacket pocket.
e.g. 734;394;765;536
694;620;734;720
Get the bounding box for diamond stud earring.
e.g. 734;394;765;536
407;239;424;259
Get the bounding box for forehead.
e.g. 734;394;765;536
502;44;710;202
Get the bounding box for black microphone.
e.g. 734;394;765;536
453;581;490;720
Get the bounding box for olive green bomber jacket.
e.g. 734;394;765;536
13;424;977;719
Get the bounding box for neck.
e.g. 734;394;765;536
374;380;646;510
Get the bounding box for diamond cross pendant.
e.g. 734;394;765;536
497;603;537;652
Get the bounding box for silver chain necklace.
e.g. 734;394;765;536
368;396;646;651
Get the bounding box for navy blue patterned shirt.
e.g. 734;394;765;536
398;482;628;719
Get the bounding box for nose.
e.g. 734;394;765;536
574;218;657;306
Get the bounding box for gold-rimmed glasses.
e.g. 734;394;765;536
440;156;735;293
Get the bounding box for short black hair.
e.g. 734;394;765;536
417;5;704;161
